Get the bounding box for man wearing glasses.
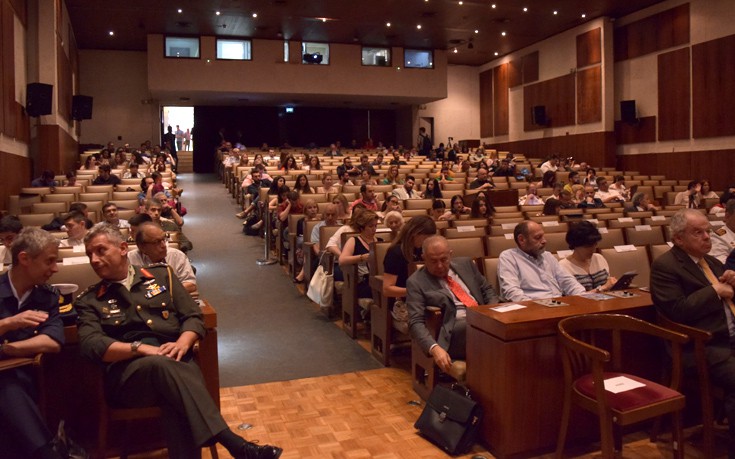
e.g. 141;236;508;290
128;222;196;294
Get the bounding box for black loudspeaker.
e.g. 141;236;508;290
621;100;637;123
26;83;53;117
72;95;94;120
532;105;547;126
302;53;323;64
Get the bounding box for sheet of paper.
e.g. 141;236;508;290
618;217;634;222
542;220;559;227
491;304;526;313
504;233;514;239
63;256;90;265
651;215;666;221
579;292;614;301
604;375;646;394
456;225;476;232
634;224;652;231
501;223;516;230
598;227;609;234
72;244;86;253
586;218;599;225
614;244;637;252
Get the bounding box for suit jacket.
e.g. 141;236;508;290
406;257;498;355
650;245;732;367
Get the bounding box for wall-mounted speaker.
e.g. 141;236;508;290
72;95;94;120
621;100;637;123
532;105;547;126
26;83;53;117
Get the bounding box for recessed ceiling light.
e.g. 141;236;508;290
581;13;586;18
553;10;558;15
416;24;422;29
322;18;327;22
474;29;479;34
215;11;220;16
252;13;258;18
453;48;458;53
108;31;114;36
386;22;391;27
523;7;528;12
494;52;499;56
177;8;182;13
491;4;496;8
501;31;506;36
458;1;463;4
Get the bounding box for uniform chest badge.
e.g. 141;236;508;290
162;310;170;319
144;284;167;299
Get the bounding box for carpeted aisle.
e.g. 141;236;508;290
174;173;381;387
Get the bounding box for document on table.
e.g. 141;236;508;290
604;376;645;393
491;304;526;313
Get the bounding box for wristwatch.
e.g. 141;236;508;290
130;341;142;354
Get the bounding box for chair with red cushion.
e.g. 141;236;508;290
556;314;687;459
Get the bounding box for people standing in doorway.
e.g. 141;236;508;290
417;127;432;156
162;125;178;173
175;125;184;152
184;128;191;151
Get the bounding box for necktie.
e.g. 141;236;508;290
445;276;478;308
697;258;735;316
689;194;696;209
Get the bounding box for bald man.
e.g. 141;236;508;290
128;222;196;294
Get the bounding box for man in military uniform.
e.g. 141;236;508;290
75;223;281;459
0;228;65;459
711;199;735;263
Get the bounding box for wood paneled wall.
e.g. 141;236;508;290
493;63;509;136
488;131;615;169
577;28;601;67
38;125;78;174
620;149;735;192
523;74;575;131
479;69;493;138
577;67;601;125
521;52;539;84
615;117;656;145
657;47;690;141
0;151;31;212
692;34;735;139
1;0;28;141
614;3;689;61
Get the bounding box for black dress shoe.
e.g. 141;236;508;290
236;441;283;459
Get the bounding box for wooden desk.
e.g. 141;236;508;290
46;300;219;452
466;291;655;459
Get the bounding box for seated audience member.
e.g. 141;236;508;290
305;156;321;171
381;196;403;215
558;190;576;209
127;213;153;242
651;209;735;459
102;203;131;229
339;210;382;304
558;221;617;292
75;224;282;459
468;167;494;190
317;174;340;194
626;191;659;212
542;171;557;189
280;155;298;173
337;157;359;178
571;184;585;205
81;155;98;171
0;228;65;459
441;195;471;221
563;171;581;193
430;199;447;220
372;152;385;166
407;235;498;377
128;222;196;294
337;170;354;188
332;194;352;222
584;168;598;188
292;200;320;283
310;204;339;269
145;199;193;253
123;163;144;179
710;191;734;216
58;211;90;247
278;191;304;224
577;185;606;209
292;174;314;194
326;207;367;281
498;221;585;302
392;175;419;200
357;154;377;176
236;168;272;219
383;211;404;239
519;184;544;206
92;164;121;187
594;177;624;203
674;180;702;208
382;165;403;185
351;185;379;211
153;192;185;226
700;179;719;200
541;198;562;216
710;199;735;263
539;156;559;174
421;178;443;200
358;169;378;187
492;158;515;177
0;216;22;265
470;193;495;219
30;170;57;188
324;143;342;157
64;170;78;186
609;175;630;201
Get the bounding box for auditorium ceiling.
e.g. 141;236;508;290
66;0;666;66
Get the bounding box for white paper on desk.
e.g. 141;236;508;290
604;376;646;394
651;215;666;221
667;241;674;247
63;256;89;265
614;244;637;252
598;227;609;234
501;223;516;230
504;233;514;239
492;304;526;313
634;224;652;232
72;244;86;253
456;225;476;232
542;220;559;227
587;218;599;225
618;217;634;222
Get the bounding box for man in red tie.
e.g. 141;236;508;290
407;236;498;377
651;209;735;458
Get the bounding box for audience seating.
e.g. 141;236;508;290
18;213;54;227
648;244;671;263
624;226;665;246
482;257;500;295
446;237;484;259
31;202;67;216
484;235;517;257
368;241;401;366
599;246;651;288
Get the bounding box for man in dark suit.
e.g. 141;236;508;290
407;235;498;377
651;209;735;458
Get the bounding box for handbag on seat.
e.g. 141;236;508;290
307;253;334;310
414;383;483;455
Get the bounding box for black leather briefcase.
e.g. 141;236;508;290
414;384;484;455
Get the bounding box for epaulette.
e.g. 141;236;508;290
76;284;96;299
715;227;727;237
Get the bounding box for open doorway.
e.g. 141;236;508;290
162;106;194;153
418;116;434;149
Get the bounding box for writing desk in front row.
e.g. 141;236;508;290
466;291;657;459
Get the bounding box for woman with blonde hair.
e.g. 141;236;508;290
339;210;382;302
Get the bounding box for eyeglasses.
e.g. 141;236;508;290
142;237;166;245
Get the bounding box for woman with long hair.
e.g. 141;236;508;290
382;165;402;185
294;174;315;194
332;194;351;222
339;210;382;302
542;170;556;188
307;156;321;171
421;178;443;199
470;193;495;219
281;156;298;172
441;195;470;221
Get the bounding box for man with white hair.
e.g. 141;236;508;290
128;222;196;294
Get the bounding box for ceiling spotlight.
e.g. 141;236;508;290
581;13;586;18
553;10;558;15
494;51;499;56
523;7;528;12
474;29;479;34
108;31;114;36
252;13;258;18
491;4;496;8
501;31;506;36
416;24;422;29
458;1;463;4
453;48;458;53
215;11;220;16
177;8;182;13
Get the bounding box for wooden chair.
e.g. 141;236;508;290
656;314;722;459
484;234;517;257
556;314;687;459
17;213;54;228
43;193;76;208
368;241;402;366
482;257;500;295
599;246;651;288
446;237;485;259
648;244;671;263
624;225;665;247
31;202;67;215
442;226;488;239
608;218;642;229
544;231;569;254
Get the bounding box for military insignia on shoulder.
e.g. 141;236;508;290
140;267;156;278
147;262;169;268
715;227;727;236
76;284;95;298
